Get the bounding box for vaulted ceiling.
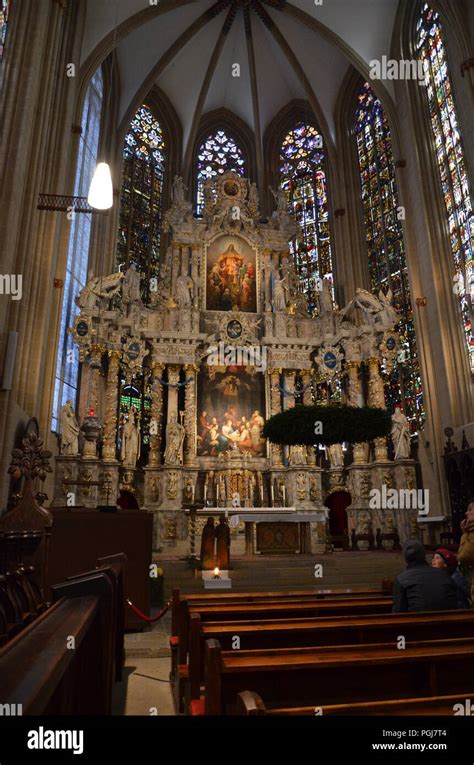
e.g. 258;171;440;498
81;0;402;154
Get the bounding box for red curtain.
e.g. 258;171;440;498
324;491;351;536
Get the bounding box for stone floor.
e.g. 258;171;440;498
124;610;172;658
112;657;174;715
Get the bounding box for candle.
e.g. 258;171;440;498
191;484;195;503
260;485;264;504
216;485;219;504
204;484;207;502
271;484;274;505
282;485;286;506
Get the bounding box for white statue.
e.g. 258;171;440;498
171;175;187;205
77;271;123;310
122;264;141;304
377;289;398;326
270;186;287;212
164;420;185;465
248;181;259;212
121;410;140;467
327;443;344;468
176;273;194;308
272;274;288;312
391;407;411;459
60;400;80;456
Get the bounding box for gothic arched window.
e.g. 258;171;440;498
196;129;245;214
52;67;103;431
116;105;166;303
0;0;9;61
279;122;333;313
354;82;424;427
415;3;474;375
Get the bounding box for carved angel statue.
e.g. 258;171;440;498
76;271;123;310
290;445;307;466
60;400;80;456
270;186;287;212
391;406;411;460
248;181;259;214
121;409;140;467
377;288;398;326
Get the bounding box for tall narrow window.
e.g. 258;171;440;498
355;82;424;428
416;3;474;375
52;68;103;432
1;0;9;61
279;122;333;313
196;129;245;214
116;105;166;303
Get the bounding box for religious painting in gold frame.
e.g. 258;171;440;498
205;234;257;312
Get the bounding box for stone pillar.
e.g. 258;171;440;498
264;249;272;312
148;361;165;467
184;364;198;466
88;343;106;418
268;368;283;466
191;244;200;308
102;350;121;462
301;370;316;465
167;365;181;421
368;356;388;461
171;244;181;297
347;360;361;406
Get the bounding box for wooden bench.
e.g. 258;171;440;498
199;636;474;715
236;690;474;716
186;609;474;704
173;595;393;711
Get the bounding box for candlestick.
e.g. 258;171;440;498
282;485;286;506
271;483;274;506
204;483;207;502
216;485;219;505
191;483;195;503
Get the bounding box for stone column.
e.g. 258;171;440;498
167;365;181;421
102;350;121;462
264;249;272;312
171;244;181;297
347;361;361;406
268;368;283;466
184;364;198;466
88;343;106;417
190;244;200;308
368;356;388;460
301;370;316;465
148;361;165;467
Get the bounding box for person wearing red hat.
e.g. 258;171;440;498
432;547;471;609
458;500;474;605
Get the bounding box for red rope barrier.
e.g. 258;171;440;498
126;598;170;622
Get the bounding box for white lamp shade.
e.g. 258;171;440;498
87;162;113;209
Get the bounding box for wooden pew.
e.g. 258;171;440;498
0;595;108;714
200;636;474;715
187;609;474;703
173;595;392;712
236;690;474;716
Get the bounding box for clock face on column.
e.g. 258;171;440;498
226;319;243;340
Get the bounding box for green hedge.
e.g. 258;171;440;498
262;404;391;446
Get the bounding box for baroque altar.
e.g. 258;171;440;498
52;171;418;551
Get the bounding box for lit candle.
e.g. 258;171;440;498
213;567;220;578
204;484;207;502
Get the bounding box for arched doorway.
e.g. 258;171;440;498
324;490;351;549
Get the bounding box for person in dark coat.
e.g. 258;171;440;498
392;539;458;612
216;516;231;570
431;548;471;609
200;517;216;570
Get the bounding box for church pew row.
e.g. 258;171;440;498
171;584;392;635
186;609;474;704
173;595;393;711
0;565;124;714
194;636;474;715
0;564;47;645
236;690;474;716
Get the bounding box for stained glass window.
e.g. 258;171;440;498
117;105;166;303
279;122;333;313
196;129;245;214
416;3;474;376
354;82;424;429
52;68;103;432
0;0;9;61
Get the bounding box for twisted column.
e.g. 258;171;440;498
148;361;165;467
102;350;121;462
268;368;283;466
184;364;198;466
368;356;388;460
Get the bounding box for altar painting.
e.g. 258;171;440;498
197;366;265;457
206;235;257;312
